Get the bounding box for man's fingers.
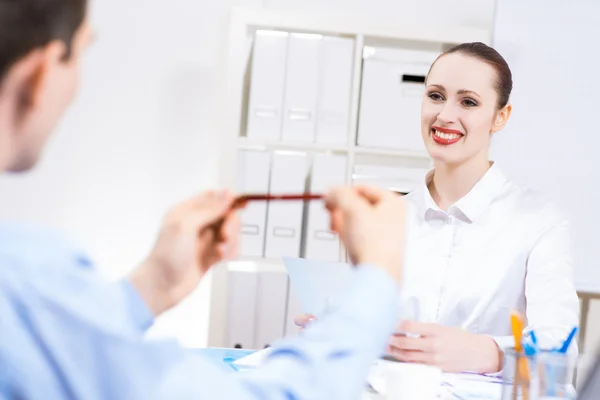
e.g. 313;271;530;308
325;185;389;213
217;242;236;260
324;187;353;211
185;190;235;231
324;187;369;215
328;208;344;235
353;184;390;204
218;212;240;243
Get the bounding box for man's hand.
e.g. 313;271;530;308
292;185;407;330
325;185;407;284
130;190;240;316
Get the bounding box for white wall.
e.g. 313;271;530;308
0;0;261;348
492;0;600;294
264;0;496;29
0;0;497;347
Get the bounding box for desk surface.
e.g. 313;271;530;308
198;348;504;399
362;392;476;400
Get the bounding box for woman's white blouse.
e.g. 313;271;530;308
401;163;580;353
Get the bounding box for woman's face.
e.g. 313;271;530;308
421;52;510;166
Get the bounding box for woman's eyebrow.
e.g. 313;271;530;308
457;89;481;97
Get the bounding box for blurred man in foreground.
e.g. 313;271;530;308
0;1;407;398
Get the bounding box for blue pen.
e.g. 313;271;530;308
545;327;577;397
530;331;538;347
524;341;537;357
523;330;539;356
557;327;578;353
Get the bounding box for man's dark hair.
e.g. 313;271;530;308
0;0;86;82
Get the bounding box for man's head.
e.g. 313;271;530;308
0;0;91;172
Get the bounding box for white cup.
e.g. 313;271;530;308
385;361;442;400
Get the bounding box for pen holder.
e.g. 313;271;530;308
501;348;577;400
536;350;576;399
501;348;538;400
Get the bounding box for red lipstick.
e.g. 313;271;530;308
431;126;464;145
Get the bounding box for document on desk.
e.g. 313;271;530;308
233;347;273;369
233;350;503;399
440;373;503;400
368;360;503;399
282;257;356;316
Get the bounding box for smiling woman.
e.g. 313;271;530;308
421;43;512;174
296;42;580;375
388;42;580;373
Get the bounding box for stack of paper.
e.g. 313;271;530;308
441;373;503;399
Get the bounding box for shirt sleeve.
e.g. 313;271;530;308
236;265;401;400
491;217;580;358
4;259;400;400
156;265;402;400
523;218;580;354
119;279;155;333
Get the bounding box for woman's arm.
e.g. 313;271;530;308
523;218;580;354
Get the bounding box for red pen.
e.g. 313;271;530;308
231;193;324;209
215;190;407;238
231;190;407;209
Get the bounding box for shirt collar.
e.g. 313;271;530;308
413;162;509;223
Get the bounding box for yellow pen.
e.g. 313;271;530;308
511;311;530;400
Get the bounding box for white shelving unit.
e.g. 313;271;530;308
207;7;491;347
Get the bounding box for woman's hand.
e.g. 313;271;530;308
294;314;317;330
388;321;503;373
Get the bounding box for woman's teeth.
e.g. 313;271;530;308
434;130;462;140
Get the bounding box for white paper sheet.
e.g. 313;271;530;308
282;256;356;316
233;350;505;399
233;347;273;368
369;360;504;399
440;373;503;400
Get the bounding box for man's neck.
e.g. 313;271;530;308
0;99;15;172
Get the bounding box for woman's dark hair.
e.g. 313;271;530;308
428;42;513;109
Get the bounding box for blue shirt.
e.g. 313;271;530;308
0;223;400;399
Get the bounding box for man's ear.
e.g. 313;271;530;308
491;103;512;133
4;51;44;116
6;41;66;115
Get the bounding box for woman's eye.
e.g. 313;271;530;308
428;92;444;101
462;98;478;107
